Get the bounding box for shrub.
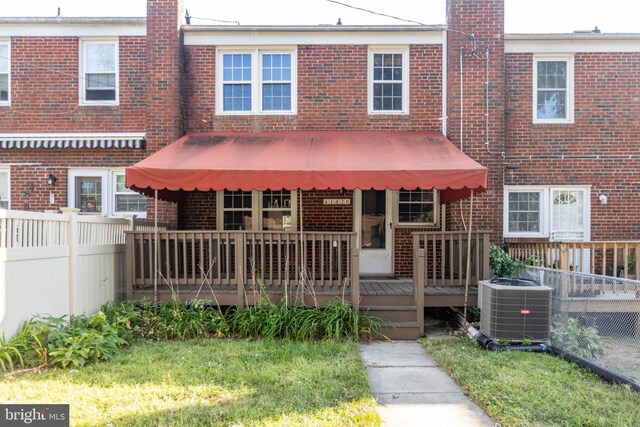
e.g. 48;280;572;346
551;315;605;359
29;312;127;369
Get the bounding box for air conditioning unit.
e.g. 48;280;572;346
479;278;552;342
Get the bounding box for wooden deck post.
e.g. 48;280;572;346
482;232;491;280
416;248;425;334
351;236;360;311
125;232;134;300
235;232;245;307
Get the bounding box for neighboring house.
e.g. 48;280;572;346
1;0;638;311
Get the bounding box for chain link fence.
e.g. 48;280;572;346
521;266;640;387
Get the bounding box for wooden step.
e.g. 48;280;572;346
379;321;422;340
360;294;414;307
361;305;418;322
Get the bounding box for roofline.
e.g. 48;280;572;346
0;17;145;25
183;24;445;33
506;33;640;40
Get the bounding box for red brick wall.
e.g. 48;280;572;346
178;191;217;229
446;0;506;243
0;34;152;213
504;51;640;240
183;44;443;132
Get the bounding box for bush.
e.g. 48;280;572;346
489;244;525;277
28;312;127;369
551;315;605;359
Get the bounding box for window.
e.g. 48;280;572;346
68;169;146;218
504;186;589;240
217;48;296;114
396;189;437;225
81;39;118;104
368;47;409;114
507;191;542;233
0;42;9;104
262;190;293;231
0;167;9;209
222;190;254;230
533;55;573;123
113;173;147;215
218;190;296;230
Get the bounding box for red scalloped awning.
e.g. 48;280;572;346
126;131;488;203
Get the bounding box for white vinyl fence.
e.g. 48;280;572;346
0;209;162;337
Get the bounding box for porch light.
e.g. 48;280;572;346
47;173;58;186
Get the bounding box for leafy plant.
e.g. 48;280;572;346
551;315;605;359
489;244;526;277
28;312;127;369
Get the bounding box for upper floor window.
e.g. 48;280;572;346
533;55;573;123
216;48;296;115
81;39;118;105
0;167;9;209
0;42;9;104
368;47;409;114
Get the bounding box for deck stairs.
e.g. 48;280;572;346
360;292;421;340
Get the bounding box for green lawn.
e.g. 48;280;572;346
1;339;380;426
422;336;640;427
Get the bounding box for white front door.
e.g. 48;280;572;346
354;189;393;275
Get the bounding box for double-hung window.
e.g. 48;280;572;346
81;39;118;104
0;41;9;104
533;55;573;123
504;186;589;241
396;189;437;225
217;48;296;114
218;190;296;231
369;47;409;114
0;167;9;209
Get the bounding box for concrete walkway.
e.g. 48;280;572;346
359;341;493;427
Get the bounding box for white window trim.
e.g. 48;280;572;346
533;54;574;124
0;39;10;106
68;169;146;218
79;38;119;106
0;166;10;209
393;189;439;227
503;186;548;238
112;171;147;218
216;190;298;231
503;185;590;240
215;46;297;115
368;45;410;115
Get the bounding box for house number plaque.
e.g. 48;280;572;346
323;198;351;205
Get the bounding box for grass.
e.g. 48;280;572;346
0;339;380;427
422;335;640;427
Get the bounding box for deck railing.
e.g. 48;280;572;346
508;241;640;280
412;231;491;288
125;231;359;306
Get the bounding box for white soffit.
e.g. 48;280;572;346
506;34;640;53
0;18;146;37
184;27;443;46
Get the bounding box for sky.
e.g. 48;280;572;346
0;0;638;34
